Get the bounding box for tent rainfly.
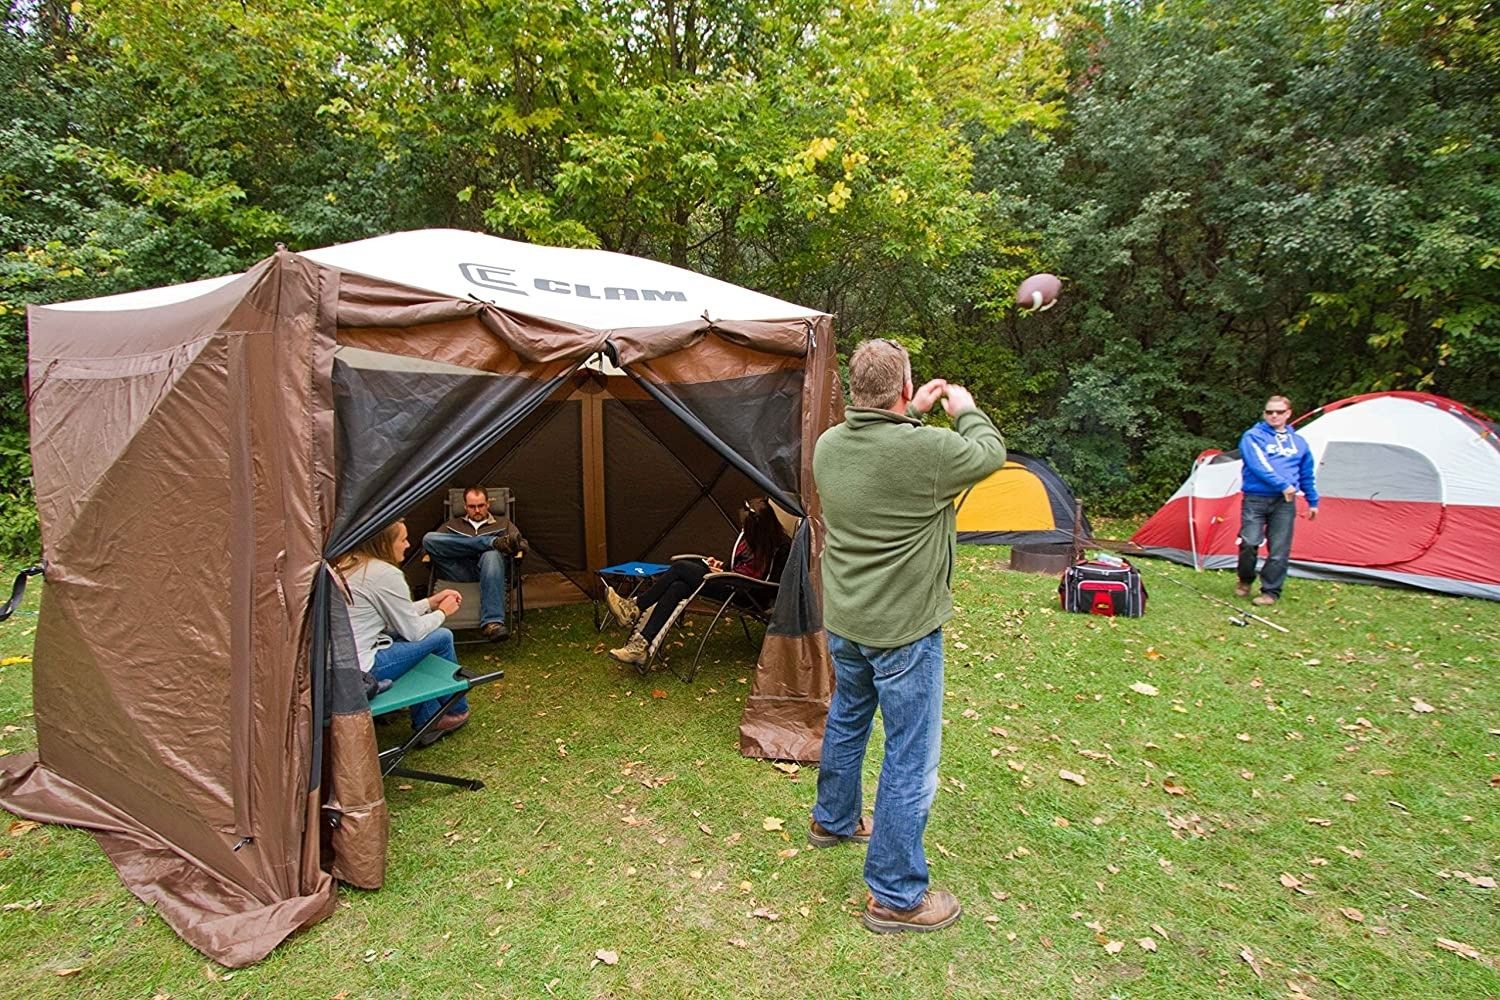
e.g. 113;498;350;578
954;451;1091;546
0;229;843;966
1131;391;1500;601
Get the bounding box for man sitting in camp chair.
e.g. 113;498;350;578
421;486;528;641
604;497;790;669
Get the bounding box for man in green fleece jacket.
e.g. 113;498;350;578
808;338;1007;934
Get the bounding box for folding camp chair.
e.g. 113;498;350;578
638;544;784;683
426;487;526;640
367;654;504;791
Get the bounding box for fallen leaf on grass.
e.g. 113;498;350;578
1410;698;1435;713
0;656;31;666
1007;760;1026;772
761;817;784;832
1239;947;1264;979
1434;938;1480;960
1305;817;1332;827
771;761;799;776
54;968;82;977
751;907;780;922
1279;873;1313;895
776;848;799;859
1143;648;1163;661
1058;769;1087;786
1340;907;1365;922
651;689;668;699
1129;682;1159;696
592;949;619;967
1103;940;1124;955
1137;937;1158;952
727;938;748;949
1162;779;1187;796
7;820;39;837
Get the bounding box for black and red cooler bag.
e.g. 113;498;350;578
1059;559;1147;617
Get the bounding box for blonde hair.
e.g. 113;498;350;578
334;521;405;574
848;339;912;409
1266;394;1292;414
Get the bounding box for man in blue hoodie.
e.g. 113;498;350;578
1237;395;1319;605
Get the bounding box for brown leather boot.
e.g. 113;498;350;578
864;893;966;929
807;815;874;848
861;889;962;934
1234;581;1252;598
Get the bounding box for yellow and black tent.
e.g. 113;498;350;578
955;451;1090;545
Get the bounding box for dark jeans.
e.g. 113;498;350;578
635;559;736;641
1237;493;1296;597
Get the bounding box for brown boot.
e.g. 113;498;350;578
861;889;962;934
609;633;648;666
808;815;874;848
1234;581;1252;598
1252;593;1277;607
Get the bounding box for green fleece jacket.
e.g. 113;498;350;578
813;406;1007;647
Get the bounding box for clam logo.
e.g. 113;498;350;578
459;262;687;303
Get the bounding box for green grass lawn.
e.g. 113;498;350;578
1;549;1497;998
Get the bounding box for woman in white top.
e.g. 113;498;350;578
337;520;470;743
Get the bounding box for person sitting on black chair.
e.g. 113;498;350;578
604;497;790;666
421;485;527;641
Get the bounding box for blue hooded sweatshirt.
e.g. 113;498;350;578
1239;421;1319;507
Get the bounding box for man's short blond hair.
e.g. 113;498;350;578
848;339;912;409
1265;394;1292;414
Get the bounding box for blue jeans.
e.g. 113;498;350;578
422;532;507;625
372;627;468;731
813;628;944;910
1238;493;1297;597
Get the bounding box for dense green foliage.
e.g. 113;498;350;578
2;0;1497;552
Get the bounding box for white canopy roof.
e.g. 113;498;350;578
47;229;827;329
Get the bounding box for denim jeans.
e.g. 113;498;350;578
372;627;468;731
421;532;507;625
813;628;944;910
1238;493;1297;597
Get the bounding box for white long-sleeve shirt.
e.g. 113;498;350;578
344;558;446;673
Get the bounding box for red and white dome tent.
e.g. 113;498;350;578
1131;391;1500;601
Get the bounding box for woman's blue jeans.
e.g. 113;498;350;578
371;627;467;731
813;628;944;910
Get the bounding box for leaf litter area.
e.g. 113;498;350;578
0;551;1497;998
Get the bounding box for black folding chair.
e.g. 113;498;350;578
639;565;781;683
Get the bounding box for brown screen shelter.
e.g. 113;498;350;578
0;230;842;966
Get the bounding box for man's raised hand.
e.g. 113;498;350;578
911;379;947;415
941;384;976;418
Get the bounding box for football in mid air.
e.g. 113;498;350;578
1016;272;1062;312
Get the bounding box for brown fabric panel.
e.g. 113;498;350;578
335;270;604;368
15;253;340;964
611;318;815;367
737;314;841;761
0;754;336;968
324;712;388;889
621;328;808;383
26;260;272;361
737;634;832;764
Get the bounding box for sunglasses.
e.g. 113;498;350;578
1264;408;1289;415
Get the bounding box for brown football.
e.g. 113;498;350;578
1016;273;1062;312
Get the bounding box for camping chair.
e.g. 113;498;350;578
367;654;505;790
639;538;786;683
426;487;526;640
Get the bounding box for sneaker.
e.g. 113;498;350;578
605;587;640;629
481;620;510;641
417;709;470;747
808;815;874;848
1251;594;1277;607
609;633;649;666
1235;581;1252;598
861;889;962;934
